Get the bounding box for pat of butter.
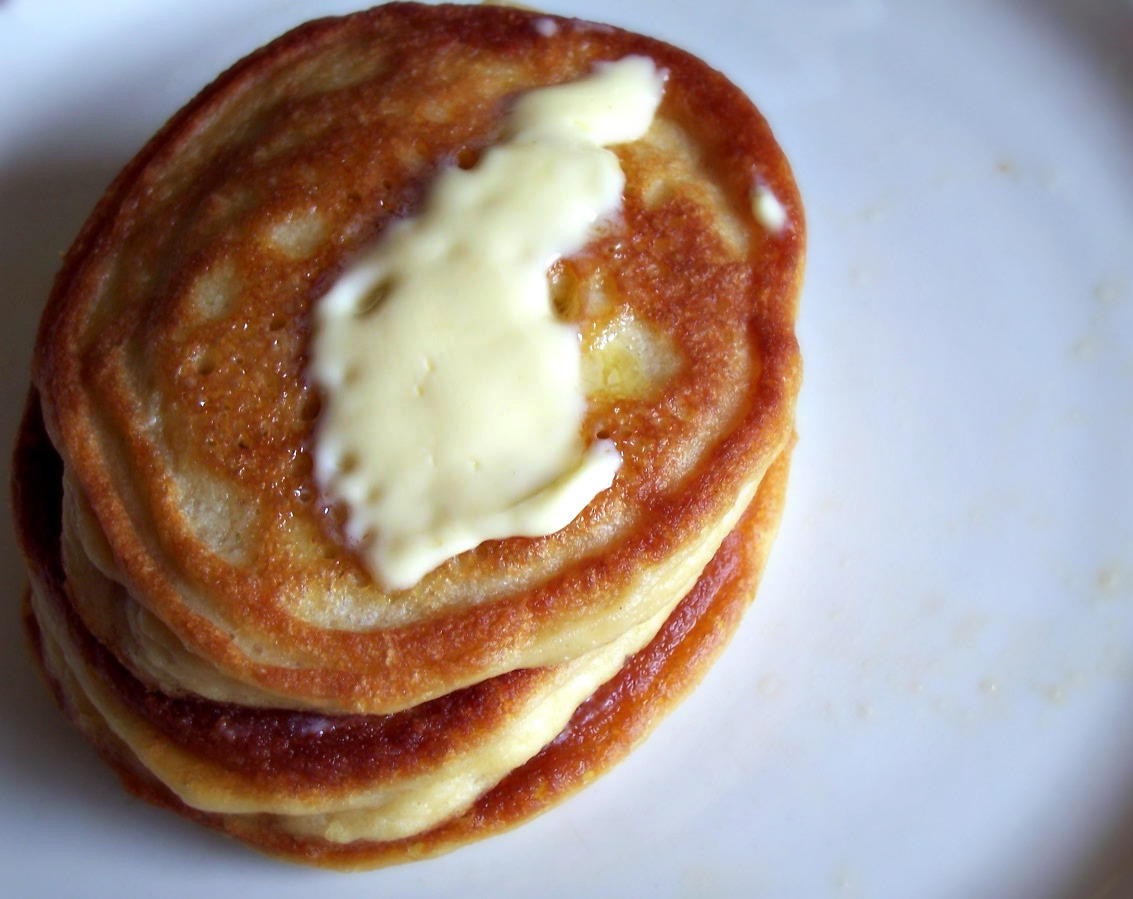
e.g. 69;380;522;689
310;57;665;590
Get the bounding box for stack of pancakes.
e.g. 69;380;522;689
13;2;804;868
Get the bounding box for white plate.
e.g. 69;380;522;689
2;2;1132;896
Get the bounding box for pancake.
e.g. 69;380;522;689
17;396;793;867
14;1;804;867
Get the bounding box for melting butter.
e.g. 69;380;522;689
752;184;787;233
310;57;665;590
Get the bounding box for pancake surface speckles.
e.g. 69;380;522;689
15;1;804;868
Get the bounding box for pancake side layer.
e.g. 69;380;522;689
18;391;793;867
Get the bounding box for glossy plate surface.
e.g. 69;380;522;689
1;1;1131;896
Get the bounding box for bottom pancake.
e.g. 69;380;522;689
16;396;792;869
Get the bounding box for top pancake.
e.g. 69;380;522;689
34;2;803;714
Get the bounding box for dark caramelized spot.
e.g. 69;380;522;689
290;451;313;477
299;391;322;422
194;348;219;376
456;147;479;170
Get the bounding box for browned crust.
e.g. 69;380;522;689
30;2;804;712
19;386;792;867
